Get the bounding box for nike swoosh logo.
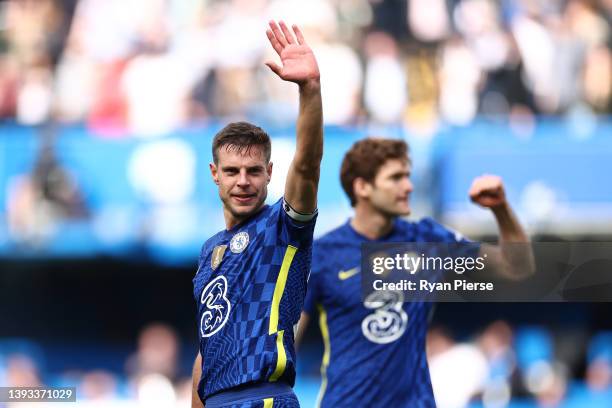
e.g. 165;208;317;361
338;268;359;280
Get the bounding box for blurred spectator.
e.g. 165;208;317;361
408;0;451;42
6;135;89;246
80;370;120;401
585;331;612;392
0;56;19;118
126;323;180;382
121;43;190;137
426;325;455;360
16;61;54;125
477;321;517;407
209;0;269;118
49;3;96;123
124;323;184;407
438;37;482;125
5;353;41;387
478;320;516;380
586;358;611;392
533;362;568;407
429;338;489;408
402;49;440;136
86;59;130;136
363;31;407;124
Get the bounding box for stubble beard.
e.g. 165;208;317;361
222;189;268;222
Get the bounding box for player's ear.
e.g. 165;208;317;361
210;163;219;185
266;161;273;183
353;177;372;201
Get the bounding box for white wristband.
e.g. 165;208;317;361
283;199;317;222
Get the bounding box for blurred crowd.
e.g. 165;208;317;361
0;3;610;406
427;322;612;408
0;0;610;138
0;323;194;407
0;322;610;407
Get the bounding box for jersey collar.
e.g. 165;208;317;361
344;218;400;242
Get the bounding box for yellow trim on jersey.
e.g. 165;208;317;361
315;304;330;408
269;245;298;334
270;330;286;382
263;397;274;408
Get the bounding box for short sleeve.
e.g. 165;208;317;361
272;198;318;247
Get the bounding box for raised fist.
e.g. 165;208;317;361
469;174;507;209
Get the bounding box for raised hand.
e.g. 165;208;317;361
469;174;507;209
265;20;320;86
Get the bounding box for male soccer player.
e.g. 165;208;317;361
299;138;534;407
191;21;322;408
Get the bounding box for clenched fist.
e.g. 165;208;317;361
469;175;507;209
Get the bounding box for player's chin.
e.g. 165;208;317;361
229;196;264;217
229;202;258;216
394;203;411;216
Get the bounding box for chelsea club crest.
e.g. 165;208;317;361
230;231;249;254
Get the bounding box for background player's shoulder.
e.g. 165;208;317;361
394;217;418;231
310;222;353;274
314;221;352;247
413;216;467;243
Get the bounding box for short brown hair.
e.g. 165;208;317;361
212;121;271;164
340;138;409;206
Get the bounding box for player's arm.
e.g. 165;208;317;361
265;20;323;214
192;352;204;408
295;311;311;350
469;175;535;280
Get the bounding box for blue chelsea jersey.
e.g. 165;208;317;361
304;217;478;408
193;198;317;400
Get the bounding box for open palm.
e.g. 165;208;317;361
266;21;320;85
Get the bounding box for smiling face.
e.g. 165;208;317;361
362;158;413;216
210;145;272;226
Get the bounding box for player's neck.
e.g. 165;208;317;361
223;203;266;230
224;208;250;231
351;205;395;240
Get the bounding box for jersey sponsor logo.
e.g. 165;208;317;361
211;245;227;270
338;267;359;280
200;276;231;337
361;290;408;344
230;231;249;253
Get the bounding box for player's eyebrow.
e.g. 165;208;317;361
221;165;265;172
390;170;411;179
247;165;264;172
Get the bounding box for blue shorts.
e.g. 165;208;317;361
205;382;299;408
